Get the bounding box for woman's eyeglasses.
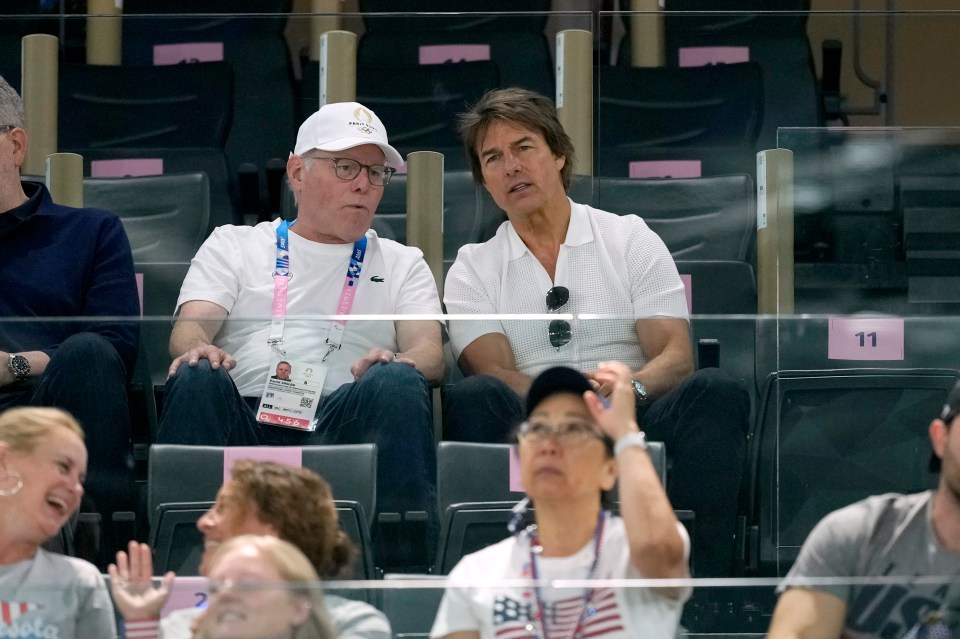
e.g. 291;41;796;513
546;285;571;350
518;420;602;446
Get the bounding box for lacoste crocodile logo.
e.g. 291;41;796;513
371;276;385;283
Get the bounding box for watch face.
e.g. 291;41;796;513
632;379;648;404
10;355;29;378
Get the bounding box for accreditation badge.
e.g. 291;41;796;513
256;357;326;432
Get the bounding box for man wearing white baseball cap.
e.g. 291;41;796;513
157;102;444;566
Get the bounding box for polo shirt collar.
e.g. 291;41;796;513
504;197;594;261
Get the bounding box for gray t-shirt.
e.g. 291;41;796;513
781;491;960;638
0;549;117;639
161;593;391;639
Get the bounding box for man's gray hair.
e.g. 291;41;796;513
0;75;25;130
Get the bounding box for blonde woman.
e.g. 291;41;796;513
195;535;335;639
0;407;117;638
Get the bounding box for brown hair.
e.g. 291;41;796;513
196;535;335;639
229;460;355;578
0;407;84;453
458;87;575;190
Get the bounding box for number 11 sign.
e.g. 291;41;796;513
827;317;905;361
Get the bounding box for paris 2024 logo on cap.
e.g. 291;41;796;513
350;107;376;136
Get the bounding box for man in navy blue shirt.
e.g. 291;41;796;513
0;75;140;533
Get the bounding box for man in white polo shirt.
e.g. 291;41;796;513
443;88;749;578
158;102;444;564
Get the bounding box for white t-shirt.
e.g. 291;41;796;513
444;200;688;377
430;516;690;639
177;220;442;396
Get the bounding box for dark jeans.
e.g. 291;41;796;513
443;368;750;578
0;332;133;517
158;360;439;555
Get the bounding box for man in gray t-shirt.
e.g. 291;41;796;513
768;382;960;639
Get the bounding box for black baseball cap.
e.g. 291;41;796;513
930;380;960;472
525;366;594;418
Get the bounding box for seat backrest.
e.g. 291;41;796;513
746;368;956;576
59;62;233;150
358;30;554;99
360;0;549;33
662;0;817;150
596;63;764;152
617;1;817;150
299;61;500;157
302;444;378;530
84;173;210;263
584;174;756;262
148;444;378;529
76;148;235;231
121;0;296;186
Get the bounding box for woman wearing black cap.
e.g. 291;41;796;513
430;361;690;639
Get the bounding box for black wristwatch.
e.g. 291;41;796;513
631;378;649;407
8;354;29;381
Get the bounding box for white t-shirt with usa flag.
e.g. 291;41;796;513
430;516;690;639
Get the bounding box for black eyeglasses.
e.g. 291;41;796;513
0;125;16;134
307;156;395;186
546;285;571;350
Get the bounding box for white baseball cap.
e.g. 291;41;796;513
293;101;404;169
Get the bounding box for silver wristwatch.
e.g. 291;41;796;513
8;354;29;381
631;378;649;407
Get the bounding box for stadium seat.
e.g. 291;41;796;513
595;63;764;179
59;62;236;229
617;0;819;151
583;174;756;262
300;61;499;171
84;173;211;263
120;0;296;211
359;0;549;34
743;368;957;576
358;30;554;100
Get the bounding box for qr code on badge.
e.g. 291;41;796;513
300;397;314;409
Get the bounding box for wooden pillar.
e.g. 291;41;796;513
556;29;593;177
406;151;444;297
756;149;795;314
318;30;356;106
309;0;343;62
46;153;84;208
629;0;664;67
21;34;58;176
87;0;122;66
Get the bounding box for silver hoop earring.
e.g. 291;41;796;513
0;470;23;497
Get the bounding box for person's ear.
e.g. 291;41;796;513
289;596;311;626
286;155;305;191
600;457;618;492
930;418;949;462
9;127;27;168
